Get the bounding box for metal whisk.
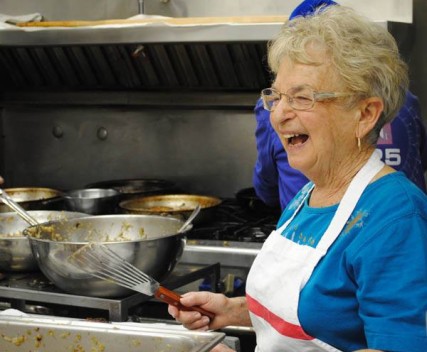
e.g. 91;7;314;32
69;243;214;318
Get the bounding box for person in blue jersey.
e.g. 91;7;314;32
168;4;427;352
253;1;427;211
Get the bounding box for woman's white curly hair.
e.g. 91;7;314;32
268;5;409;144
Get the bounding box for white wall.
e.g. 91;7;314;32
0;0;413;23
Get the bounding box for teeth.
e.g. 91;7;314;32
283;134;299;139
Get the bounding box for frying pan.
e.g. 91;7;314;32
0;187;64;213
119;194;222;225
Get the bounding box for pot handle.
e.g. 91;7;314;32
178;205;201;233
40;195;64;205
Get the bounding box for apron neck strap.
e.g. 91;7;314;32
276;150;384;245
278;183;315;232
316;150;384;252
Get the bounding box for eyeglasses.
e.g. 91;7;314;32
261;85;351;112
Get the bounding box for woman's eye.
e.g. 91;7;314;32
294;94;312;102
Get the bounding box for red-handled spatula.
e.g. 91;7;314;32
68;242;214;319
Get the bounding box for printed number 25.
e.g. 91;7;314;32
376;148;401;166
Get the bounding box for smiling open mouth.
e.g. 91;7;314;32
284;134;309;146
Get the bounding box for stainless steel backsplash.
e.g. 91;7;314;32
0;102;258;196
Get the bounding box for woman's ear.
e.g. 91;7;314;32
357;97;384;138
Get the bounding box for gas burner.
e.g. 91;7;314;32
188;222;241;240
27;277;54;289
188;198;279;243
2;273;31;286
212;197;280;224
237;227;269;242
234;223;276;242
189;221;276;243
0;272;58;291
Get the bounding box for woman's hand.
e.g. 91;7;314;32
168;292;250;331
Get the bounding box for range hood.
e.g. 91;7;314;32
0;0;411;94
0;17;287;92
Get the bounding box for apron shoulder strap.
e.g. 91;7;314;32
316;151;384;252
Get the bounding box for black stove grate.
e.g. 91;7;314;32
187;198;280;242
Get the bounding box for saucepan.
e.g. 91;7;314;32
23;214;191;297
0;210;88;272
0;187;64;212
118;194;222;225
63;188;121;215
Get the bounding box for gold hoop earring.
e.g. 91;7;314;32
357;137;361;152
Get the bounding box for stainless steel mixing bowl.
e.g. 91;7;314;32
0;211;88;272
24;214;187;297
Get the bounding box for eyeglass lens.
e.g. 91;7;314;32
262;86;315;111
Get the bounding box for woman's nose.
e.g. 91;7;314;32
270;99;294;126
276;94;294;112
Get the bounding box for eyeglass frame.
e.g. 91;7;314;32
260;85;351;112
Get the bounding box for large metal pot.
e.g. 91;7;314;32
0;211;88;272
119;194;222;225
0;187;64;213
24;215;187;297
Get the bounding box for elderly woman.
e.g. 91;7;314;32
168;5;427;352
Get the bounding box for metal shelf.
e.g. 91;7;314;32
0;22;281;46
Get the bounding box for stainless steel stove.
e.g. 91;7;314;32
0;194;278;351
0;263;220;321
181;197;280;291
0;195;278;317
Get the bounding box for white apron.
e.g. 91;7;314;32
246;151;384;352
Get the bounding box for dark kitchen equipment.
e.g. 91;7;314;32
236;187;281;215
0;187;64;213
85;178;177;199
119;194;222;225
64;188;121;215
69;242;214;318
0;210;88;272
24;214;188;297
